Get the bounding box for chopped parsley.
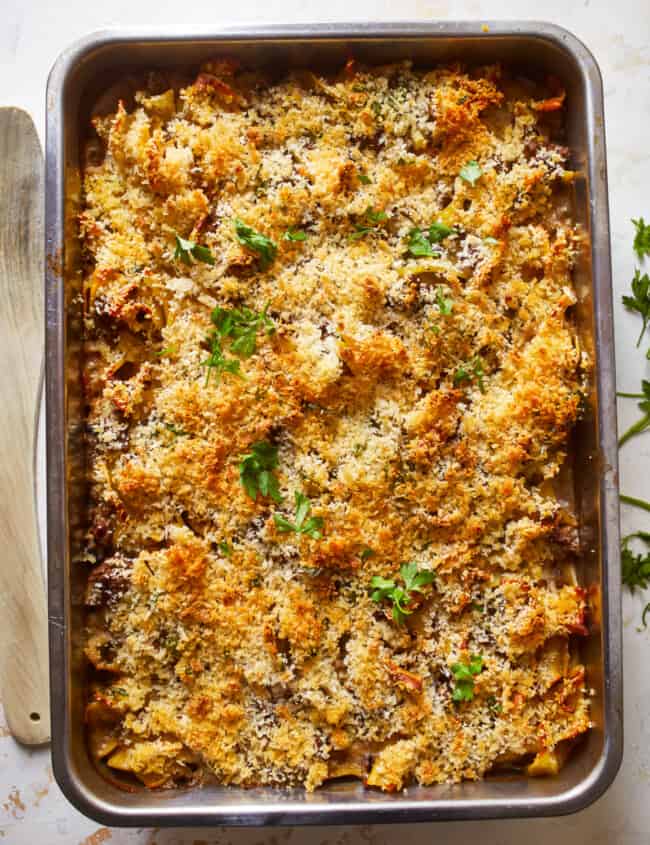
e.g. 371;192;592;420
450;655;484;702
360;547;375;561
218;541;232;557
154;345;178;358
210;303;275;358
370;562;435;624
459;160;483;186
407;221;452;258
358;171;371;185
622;268;650;347
239;441;282;503
273;491;324;539
202;303;274;385
633;217;650;261
436;286;453;316
453;356;485;392
201;335;243;386
233;219;277;269
349;207;389;240
283;228;307;242
173;234;215;266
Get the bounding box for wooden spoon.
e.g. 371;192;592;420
0;108;50;744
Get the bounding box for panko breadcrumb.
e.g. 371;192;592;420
81;58;590;793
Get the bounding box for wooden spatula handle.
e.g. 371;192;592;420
0;108;50;744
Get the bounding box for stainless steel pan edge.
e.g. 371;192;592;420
45;21;622;826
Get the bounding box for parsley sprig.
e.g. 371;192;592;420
273;492;324;539
450;655;484;703
621;532;650;591
234;219;277;269
174;234;215;266
622;269;650;347
370;562;435;624
633;217;650;262
239;441;282;503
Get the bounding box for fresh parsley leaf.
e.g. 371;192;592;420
233;219;278;270
459;160;483;186
365;206;388;224
428;221;454;243
174;234;215;266
218;541;232;557
407;227;441;259
239;441;282;503
369;562;435;624
621;531;650;592
453;356;485;392
283;228;307;242
618;379;650;446
349;207;388;240
201;334;243;386
451;655;484;703
436;286;453;316
622;268;650;347
359;171;372;185
349;226;375;241
273;491;324;539
633;217;650;261
210;303;275;360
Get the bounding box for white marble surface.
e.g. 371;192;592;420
2;0;650;842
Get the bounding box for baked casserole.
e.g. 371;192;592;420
80;58;591;792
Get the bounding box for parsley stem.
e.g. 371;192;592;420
620;494;650;512
619;415;650;447
617;391;645;399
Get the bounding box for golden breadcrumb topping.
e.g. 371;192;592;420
81;59;590;792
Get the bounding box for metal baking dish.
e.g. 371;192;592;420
45;21;622;827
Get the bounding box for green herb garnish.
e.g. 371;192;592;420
407;221;452;258
633;217;650;262
370;562;435;624
359;171;372;185
459;160;483;186
201;336;243;386
622;269;650;347
210;303;275;359
174;234;215;266
436;286;453;316
155;345;178;358
349;207;389;240
283;228;308;242
617;380;650;446
239;441;282;503
234;219;278;270
360;547;375;561
218;541;232;557
453;356;485;392
621;532;650;591
273;491;324;539
450;655;484;703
